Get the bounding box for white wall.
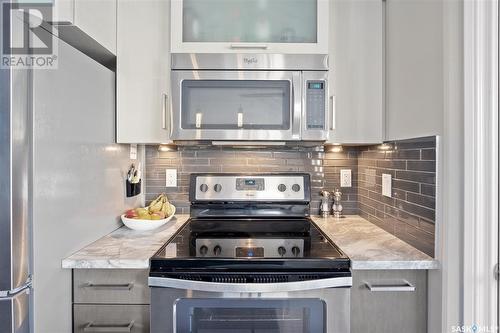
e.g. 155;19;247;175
385;0;444;140
32;38;143;333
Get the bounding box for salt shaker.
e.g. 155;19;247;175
332;188;343;218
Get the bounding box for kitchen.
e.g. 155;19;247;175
0;0;497;333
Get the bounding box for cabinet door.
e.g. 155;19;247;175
171;0;329;54
74;0;117;54
74;305;149;333
328;0;384;144
351;270;427;333
51;0;74;24
116;0;171;143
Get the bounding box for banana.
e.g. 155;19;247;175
148;194;166;213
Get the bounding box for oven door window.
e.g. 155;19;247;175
181;80;291;130
174;298;325;333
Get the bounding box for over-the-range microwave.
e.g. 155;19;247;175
169;53;330;143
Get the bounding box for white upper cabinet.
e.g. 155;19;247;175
116;0;171;144
74;0;117;54
171;0;329;54
327;0;384;144
51;0;74;23
50;0;117;54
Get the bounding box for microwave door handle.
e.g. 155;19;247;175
291;74;302;139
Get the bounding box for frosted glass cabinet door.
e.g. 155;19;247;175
171;0;329;54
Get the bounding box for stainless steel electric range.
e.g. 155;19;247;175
149;174;352;333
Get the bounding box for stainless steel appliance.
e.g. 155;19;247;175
169;54;330;142
0;12;31;333
149;174;351;333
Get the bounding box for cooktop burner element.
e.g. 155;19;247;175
150;174;350;280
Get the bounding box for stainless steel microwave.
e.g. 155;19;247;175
169;54;330;142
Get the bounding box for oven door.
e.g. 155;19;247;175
170;71;301;141
150;278;350;333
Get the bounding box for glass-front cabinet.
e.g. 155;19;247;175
171;0;329;54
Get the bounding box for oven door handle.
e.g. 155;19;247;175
148;276;352;293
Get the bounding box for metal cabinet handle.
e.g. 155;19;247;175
162;93;168;130
364;280;416;292
230;43;268;50
84;321;134;332
330;96;336;130
83;282;134;290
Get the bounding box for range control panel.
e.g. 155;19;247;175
192;174;309;202
196;238;305;258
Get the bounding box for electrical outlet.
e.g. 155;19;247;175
382;173;392;197
129;144;137;160
165;169;177;187
340;169;352;187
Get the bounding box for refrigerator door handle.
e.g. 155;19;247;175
0;277;32;298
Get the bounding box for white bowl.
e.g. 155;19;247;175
121;205;176;231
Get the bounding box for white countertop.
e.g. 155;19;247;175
311;215;439;270
62;214;438;270
62;215;190;269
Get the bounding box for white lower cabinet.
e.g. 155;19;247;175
328;0;384;144
73;269;150;333
351;270;427;333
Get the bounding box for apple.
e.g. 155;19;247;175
125;209;138;218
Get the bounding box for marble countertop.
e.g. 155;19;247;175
311;215;439;270
63;214;438;270
62;215;189;269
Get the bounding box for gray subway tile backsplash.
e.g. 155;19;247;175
145;136;436;257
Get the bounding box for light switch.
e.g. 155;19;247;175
165;169;177;187
382;174;392;197
340;169;352;187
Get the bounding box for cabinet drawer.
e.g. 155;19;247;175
74;305;149;333
351;270;427;333
74;269;150;304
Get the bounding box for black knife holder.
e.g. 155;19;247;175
126;179;141;197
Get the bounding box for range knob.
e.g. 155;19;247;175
199;184;209;192
214;184;222;192
278;246;287;257
278;184;287;192
213;245;222;256
292;246;301;257
292;184;301;192
199;245;208;256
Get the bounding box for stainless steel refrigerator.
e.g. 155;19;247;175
1;5;34;331
0;19;32;333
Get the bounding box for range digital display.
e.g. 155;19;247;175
245;179;256;185
236;247;264;257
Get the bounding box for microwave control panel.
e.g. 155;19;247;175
305;81;326;130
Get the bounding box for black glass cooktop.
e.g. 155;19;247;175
150;218;350;275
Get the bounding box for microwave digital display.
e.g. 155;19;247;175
308;82;324;90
